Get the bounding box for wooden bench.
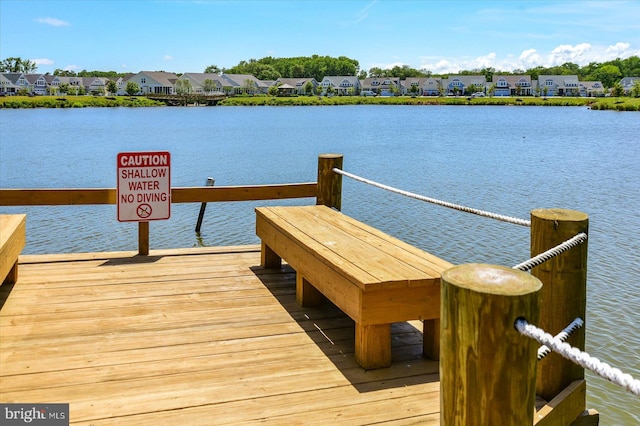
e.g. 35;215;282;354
255;205;452;369
0;214;26;286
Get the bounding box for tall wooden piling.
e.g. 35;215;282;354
440;263;542;426
531;209;588;401
138;222;149;256
316;154;343;210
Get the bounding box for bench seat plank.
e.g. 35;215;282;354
259;206;443;290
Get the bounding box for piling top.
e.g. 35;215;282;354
318;153;343;159
443;263;542;296
531;208;588;222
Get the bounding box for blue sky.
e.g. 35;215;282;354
1;0;639;75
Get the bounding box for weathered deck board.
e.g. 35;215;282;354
0;246;442;425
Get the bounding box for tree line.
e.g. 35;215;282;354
2;54;639;89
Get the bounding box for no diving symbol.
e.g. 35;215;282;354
137;203;152;219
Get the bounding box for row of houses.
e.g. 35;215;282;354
2;71;639;98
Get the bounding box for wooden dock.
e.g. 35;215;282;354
0;246;444;425
0;154;599;425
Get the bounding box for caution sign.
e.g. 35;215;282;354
117;151;171;222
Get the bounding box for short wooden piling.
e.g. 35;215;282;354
440;263;542;426
316;154;343;210
531;209;588;402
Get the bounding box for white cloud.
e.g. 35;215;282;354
519;49;543;68
416;42;639;74
33;58;54;66
549;43;592;66
35;17;70;27
64;65;81;72
164;55;174;61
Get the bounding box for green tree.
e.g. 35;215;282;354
409;84;419;96
488;83;497;97
204;64;221;74
611;82;624;97
630;80;640;97
268;84;279;96
174;79;193;95
304;81;313;95
106;80;117;95
593;64;622;88
0;57;37;73
203;79;217;94
242;78;256;94
59;83;69;95
54;69;77;77
126;81;140;96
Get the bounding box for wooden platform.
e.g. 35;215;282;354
0;246;442;425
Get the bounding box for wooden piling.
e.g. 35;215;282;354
440;263;542;426
531;209;588;401
316;154;343;210
195;177;215;233
138;221;149;256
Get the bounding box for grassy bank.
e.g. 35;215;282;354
1;94;638;111
0;95;164;108
220;95;640;110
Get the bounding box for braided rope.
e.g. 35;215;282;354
333;168;531;227
537;317;583;360
515;318;640;396
513;232;588;271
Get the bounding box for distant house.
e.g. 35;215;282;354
579;81;605;97
178;73;225;94
401;77;442;96
274;78;318;95
22;74;48;95
115;73;135;96
3;73;31;94
320;76;360;95
128;71;179;95
492;75;533;96
0;73;18;94
360;77;401;96
620;77;640;95
444;75;486;95
538;75;580;96
83;77;108;95
421;77;444;96
220;74;269;95
45;75;84;95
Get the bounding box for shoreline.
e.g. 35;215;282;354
1;94;638;111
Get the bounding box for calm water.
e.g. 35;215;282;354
1;106;639;423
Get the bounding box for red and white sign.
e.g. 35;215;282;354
117;151;171;222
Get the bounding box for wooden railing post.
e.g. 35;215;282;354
316;154;343;210
531;209;588;401
440;263;542;426
138;221;149;256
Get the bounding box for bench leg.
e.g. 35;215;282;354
296;275;326;307
355;323;391;369
260;241;281;269
422;319;440;361
3;261;18;285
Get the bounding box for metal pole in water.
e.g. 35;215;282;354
195;177;215;233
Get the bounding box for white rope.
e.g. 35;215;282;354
515;318;640;396
333;168;531;227
513;233;588;271
537;317;583;360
